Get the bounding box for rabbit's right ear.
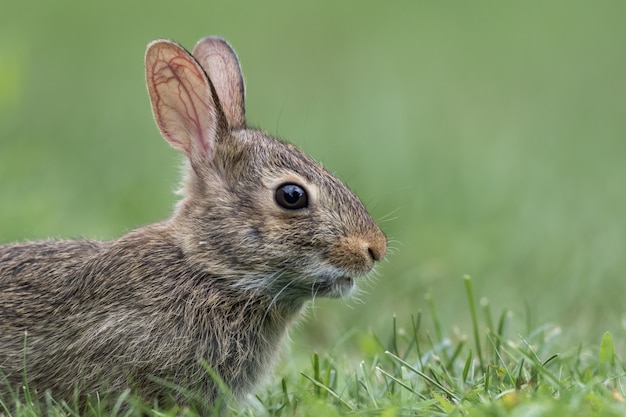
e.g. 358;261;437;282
145;40;225;167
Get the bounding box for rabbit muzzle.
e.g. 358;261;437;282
310;230;387;298
328;232;387;273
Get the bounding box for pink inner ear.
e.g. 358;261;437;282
146;40;220;161
192;37;246;130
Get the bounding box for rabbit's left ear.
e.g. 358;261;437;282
145;40;225;167
193;37;246;130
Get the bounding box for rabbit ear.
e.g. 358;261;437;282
192;37;246;130
145;40;225;164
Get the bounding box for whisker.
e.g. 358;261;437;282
260;273;292;326
377;209;401;224
240;270;283;312
308;282;321;320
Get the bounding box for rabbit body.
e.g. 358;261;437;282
0;226;293;403
0;37;386;406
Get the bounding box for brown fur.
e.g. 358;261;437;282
0;37;386;409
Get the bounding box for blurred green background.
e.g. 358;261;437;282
1;1;625;352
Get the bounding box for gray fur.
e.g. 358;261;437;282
0;37;386;408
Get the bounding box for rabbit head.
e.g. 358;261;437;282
145;37;386;306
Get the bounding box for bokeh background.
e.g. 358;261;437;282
1;1;625;354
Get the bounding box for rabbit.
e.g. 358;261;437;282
0;36;387;410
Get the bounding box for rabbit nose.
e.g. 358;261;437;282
367;245;384;263
366;230;387;263
330;230;387;273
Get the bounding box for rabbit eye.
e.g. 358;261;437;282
275;183;308;210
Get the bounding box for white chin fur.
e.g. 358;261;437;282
325;275;355;298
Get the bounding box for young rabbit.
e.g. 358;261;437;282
0;37;386;408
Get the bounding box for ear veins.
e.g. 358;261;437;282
175;58;210;158
153;51;213;158
146;41;219;161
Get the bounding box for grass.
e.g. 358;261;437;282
2;1;626;416
1;277;624;416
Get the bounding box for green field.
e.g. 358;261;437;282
1;1;625;415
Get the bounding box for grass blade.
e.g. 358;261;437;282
300;373;354;411
427;292;444;343
464;275;485;373
375;366;428;400
385;351;460;401
599;331;615;370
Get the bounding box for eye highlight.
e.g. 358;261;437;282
275;183;308;210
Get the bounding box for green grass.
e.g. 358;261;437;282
1;1;626;415
2;277;625;416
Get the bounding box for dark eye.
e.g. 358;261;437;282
275;183;308;210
